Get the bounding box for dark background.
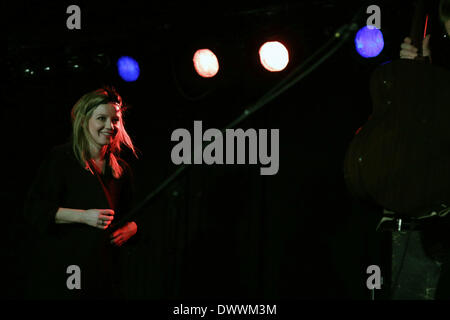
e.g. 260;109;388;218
3;0;418;299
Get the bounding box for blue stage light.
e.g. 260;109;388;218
354;26;384;58
117;56;140;82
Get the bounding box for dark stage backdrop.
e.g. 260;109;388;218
3;0;412;299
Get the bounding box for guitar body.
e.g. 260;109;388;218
344;59;450;216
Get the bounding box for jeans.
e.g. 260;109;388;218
391;230;442;300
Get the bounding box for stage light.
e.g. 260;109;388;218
354;26;384;58
193;49;219;78
259;41;289;72
117;56;140;82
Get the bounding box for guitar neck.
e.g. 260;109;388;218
410;0;428;56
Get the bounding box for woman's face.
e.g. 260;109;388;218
87;103;121;148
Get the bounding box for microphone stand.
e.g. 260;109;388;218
113;18;359;229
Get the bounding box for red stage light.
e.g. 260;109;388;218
259;41;289;72
193;49;219;78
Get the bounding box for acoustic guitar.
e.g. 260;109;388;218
343;0;450;217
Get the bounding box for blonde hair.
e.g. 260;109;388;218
71;86;136;178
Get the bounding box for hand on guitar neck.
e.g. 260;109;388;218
400;35;431;60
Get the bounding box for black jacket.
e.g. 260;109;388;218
23;143;137;299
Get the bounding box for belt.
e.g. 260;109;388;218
376;204;450;232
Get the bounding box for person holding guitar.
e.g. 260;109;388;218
387;0;450;301
344;0;450;300
373;0;450;300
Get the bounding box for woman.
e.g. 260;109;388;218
24;86;139;299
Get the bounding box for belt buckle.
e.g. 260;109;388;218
376;215;404;232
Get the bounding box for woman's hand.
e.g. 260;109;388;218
110;221;137;247
82;209;115;229
400;35;431;60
